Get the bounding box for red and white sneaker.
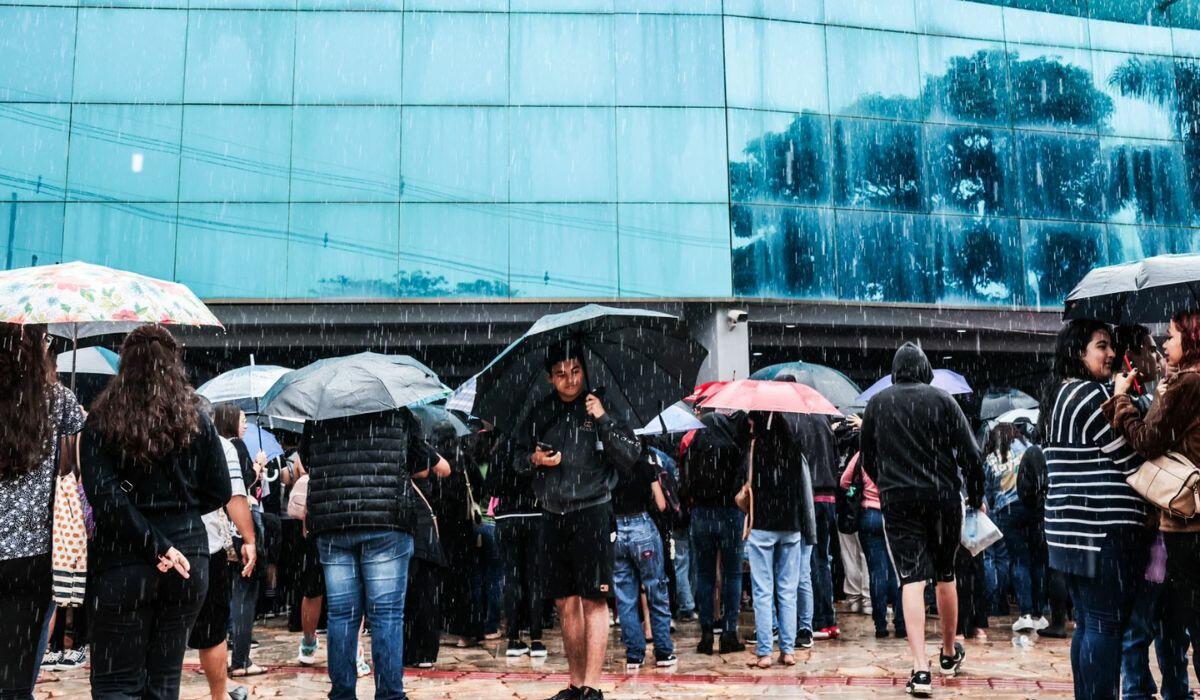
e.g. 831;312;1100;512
812;626;840;640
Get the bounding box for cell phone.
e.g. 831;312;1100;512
590;386;607;399
536;441;558;455
1123;354;1143;394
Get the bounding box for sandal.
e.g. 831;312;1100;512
746;655;773;669
229;664;267;678
778;653;797;666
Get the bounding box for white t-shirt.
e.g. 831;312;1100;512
202;436;247;554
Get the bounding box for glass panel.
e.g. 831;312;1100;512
1172;2;1200;31
723;17;828;113
827;27;921;119
0;104;70;202
616;108;727;203
407;0;505;8
931;214;1025;305
1001;4;1088;47
2;202;63;270
403;12;508;106
1007;43;1108;133
1021;220;1107;307
509;108;616;202
1100;137;1192;226
290;107;401;202
400;107;508;203
1105;223;1195;261
179;106;291;202
0;8;75;102
295;0;399;12
831;117;923;212
615;0;721;13
184;11;294;104
618;203;731;297
286;204;398;297
189;0;294;11
731;204;836;298
74;9;187;103
62;202;176;279
919;35;1010;126
67;105;182;202
399;203;509;297
1014;130;1103;220
508;204;618;298
824;0;916;32
1089;18;1173;55
615;14;724;107
727;109;831;205
1091;51;1178;140
915;0;1005;42
722;0;822;23
175;203;288;298
1089;0;1166;26
295;12;402;105
510;14;614;106
833;209;936;303
973;0;1085;15
923;124;1015;216
510;0;612;10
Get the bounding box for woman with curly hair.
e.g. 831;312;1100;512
0;324;84;699
82;325;230;698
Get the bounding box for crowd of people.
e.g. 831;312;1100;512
2;311;1200;700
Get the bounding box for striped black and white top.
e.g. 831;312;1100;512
1044;379;1149;577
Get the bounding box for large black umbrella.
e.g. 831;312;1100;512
1064;253;1200;324
750;361;863;411
447;304;707;430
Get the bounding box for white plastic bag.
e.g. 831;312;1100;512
960;506;1003;556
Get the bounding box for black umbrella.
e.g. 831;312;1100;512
448;304;707;430
1064;253;1200;324
979;388;1039;422
410;404;472;439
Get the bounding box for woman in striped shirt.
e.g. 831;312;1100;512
1042;319;1153;700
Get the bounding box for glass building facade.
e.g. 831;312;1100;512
1;0;1198;307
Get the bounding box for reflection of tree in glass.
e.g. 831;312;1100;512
728;114;828;204
315;272;511;298
938;218;1013;303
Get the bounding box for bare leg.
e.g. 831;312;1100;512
640;592;652;640
198;642;228;700
902;581;928;672
301;595;323;640
581;598;611;688
935;581;958;657
557;596;586;688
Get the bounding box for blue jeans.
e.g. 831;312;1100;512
1121;579;1193;700
690;506;744;634
795;540;813;633
811;501;837;630
672;527;696;614
229;508;264;669
991;502;1035;616
859;508;902;634
746;529;804;656
613;513;674;660
472;522;503;635
318;530;413;700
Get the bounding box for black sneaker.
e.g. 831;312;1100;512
545;686;582;700
894;627;908;639
228;687;249;700
579;687;604;700
797;629;814;649
654;653;678;668
874;629;889;639
530;641;548;657
696;630;714;655
719;631;745;654
906;670;933;697
505;641;529;657
625;656;643;671
939;641;965;677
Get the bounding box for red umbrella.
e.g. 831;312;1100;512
683;380;728;404
698;379;842;416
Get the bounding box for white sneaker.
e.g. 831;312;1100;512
1012;615;1037;632
297;636;319;666
356;650;370;677
1033;616;1050;631
41;651;62;671
56;649;86;670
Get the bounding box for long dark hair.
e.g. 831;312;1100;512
0;324;53;480
89;325;201;463
985;422;1023;462
1038;319;1112;444
212;403;243;439
1172;308;1200;368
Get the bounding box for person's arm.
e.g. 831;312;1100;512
983;455;998;511
80;427;175;563
650;480;667;513
859;404;878;483
1104;375;1195;460
405;411;449;479
951;401;985;510
838;452;860;490
227;495;257;577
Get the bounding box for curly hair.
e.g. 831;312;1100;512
1171;308;1200;368
89;325;201;463
0;324;53;480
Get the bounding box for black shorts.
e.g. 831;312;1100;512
882;499;962;586
188;552;231;650
300;534;325;599
544;502;615;600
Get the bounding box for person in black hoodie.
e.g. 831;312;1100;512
783;413;841;641
860;342;984;698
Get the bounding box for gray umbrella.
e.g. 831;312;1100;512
750;361;863;411
410;404;472;439
1064;253;1200;323
259;352;450;422
980;388;1039;421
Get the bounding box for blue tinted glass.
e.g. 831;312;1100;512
1100;137;1192;226
1091;51;1178;139
827;27;921;120
618;203;731;297
510;15;614;106
509;108;615;202
62;202;176;279
825;0;916;32
407;0;505;8
931;214;1024;305
615;14;724;107
399;203;509;297
0;8;75;102
923;124;1014;216
1105;224;1195;261
3;202;63;270
511;0;612;10
919;36;1010;126
615;0;720;12
295;13;402;105
175;203;288;297
1090;17;1173;55
731;205;836;298
290;107;401;202
74;9;186;103
834;209;936;303
189;0;294;10
616;108;727;203
401;107;508;203
1021;220;1107;307
831;118;923;212
727;109;831;205
287;204;398;297
1014;130;1102;220
915;0;1004;41
1172;3;1200;31
722;0;822;22
508;204;618;297
723;17;828;113
67;105;182;202
0;104;70;202
179;106;291;202
1007;43;1106;133
403;12;508;105
1001;4;1088;47
295;0;398;11
184;11;294;104
1089;0;1166;25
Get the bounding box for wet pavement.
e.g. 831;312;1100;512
34;603;1197;698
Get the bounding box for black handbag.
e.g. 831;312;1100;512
836;455;864;535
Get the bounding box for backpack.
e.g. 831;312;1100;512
1016;444;1047;512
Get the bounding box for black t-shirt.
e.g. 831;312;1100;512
612;459;657;516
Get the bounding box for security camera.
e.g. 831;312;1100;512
726;309;749;328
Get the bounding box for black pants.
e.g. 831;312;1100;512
0;553;51;700
498;517;544;641
403;558;441;665
954;549;989;637
89;559;209;700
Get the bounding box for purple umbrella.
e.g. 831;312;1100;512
855;369;973;404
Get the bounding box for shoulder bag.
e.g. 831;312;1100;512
1126;451;1200;519
836;453;864;535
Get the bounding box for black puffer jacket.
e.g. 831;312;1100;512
301;408;440;536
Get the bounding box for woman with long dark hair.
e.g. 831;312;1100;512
0;324;83;699
82;325;230;698
983;422;1042;632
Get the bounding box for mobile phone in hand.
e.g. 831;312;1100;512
1123;354;1143;394
536;441;558;455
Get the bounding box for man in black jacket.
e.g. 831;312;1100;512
512;344;640;700
860;342;984;698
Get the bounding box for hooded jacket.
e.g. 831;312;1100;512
782;413;840;496
679;411;748;509
859;343;984;508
